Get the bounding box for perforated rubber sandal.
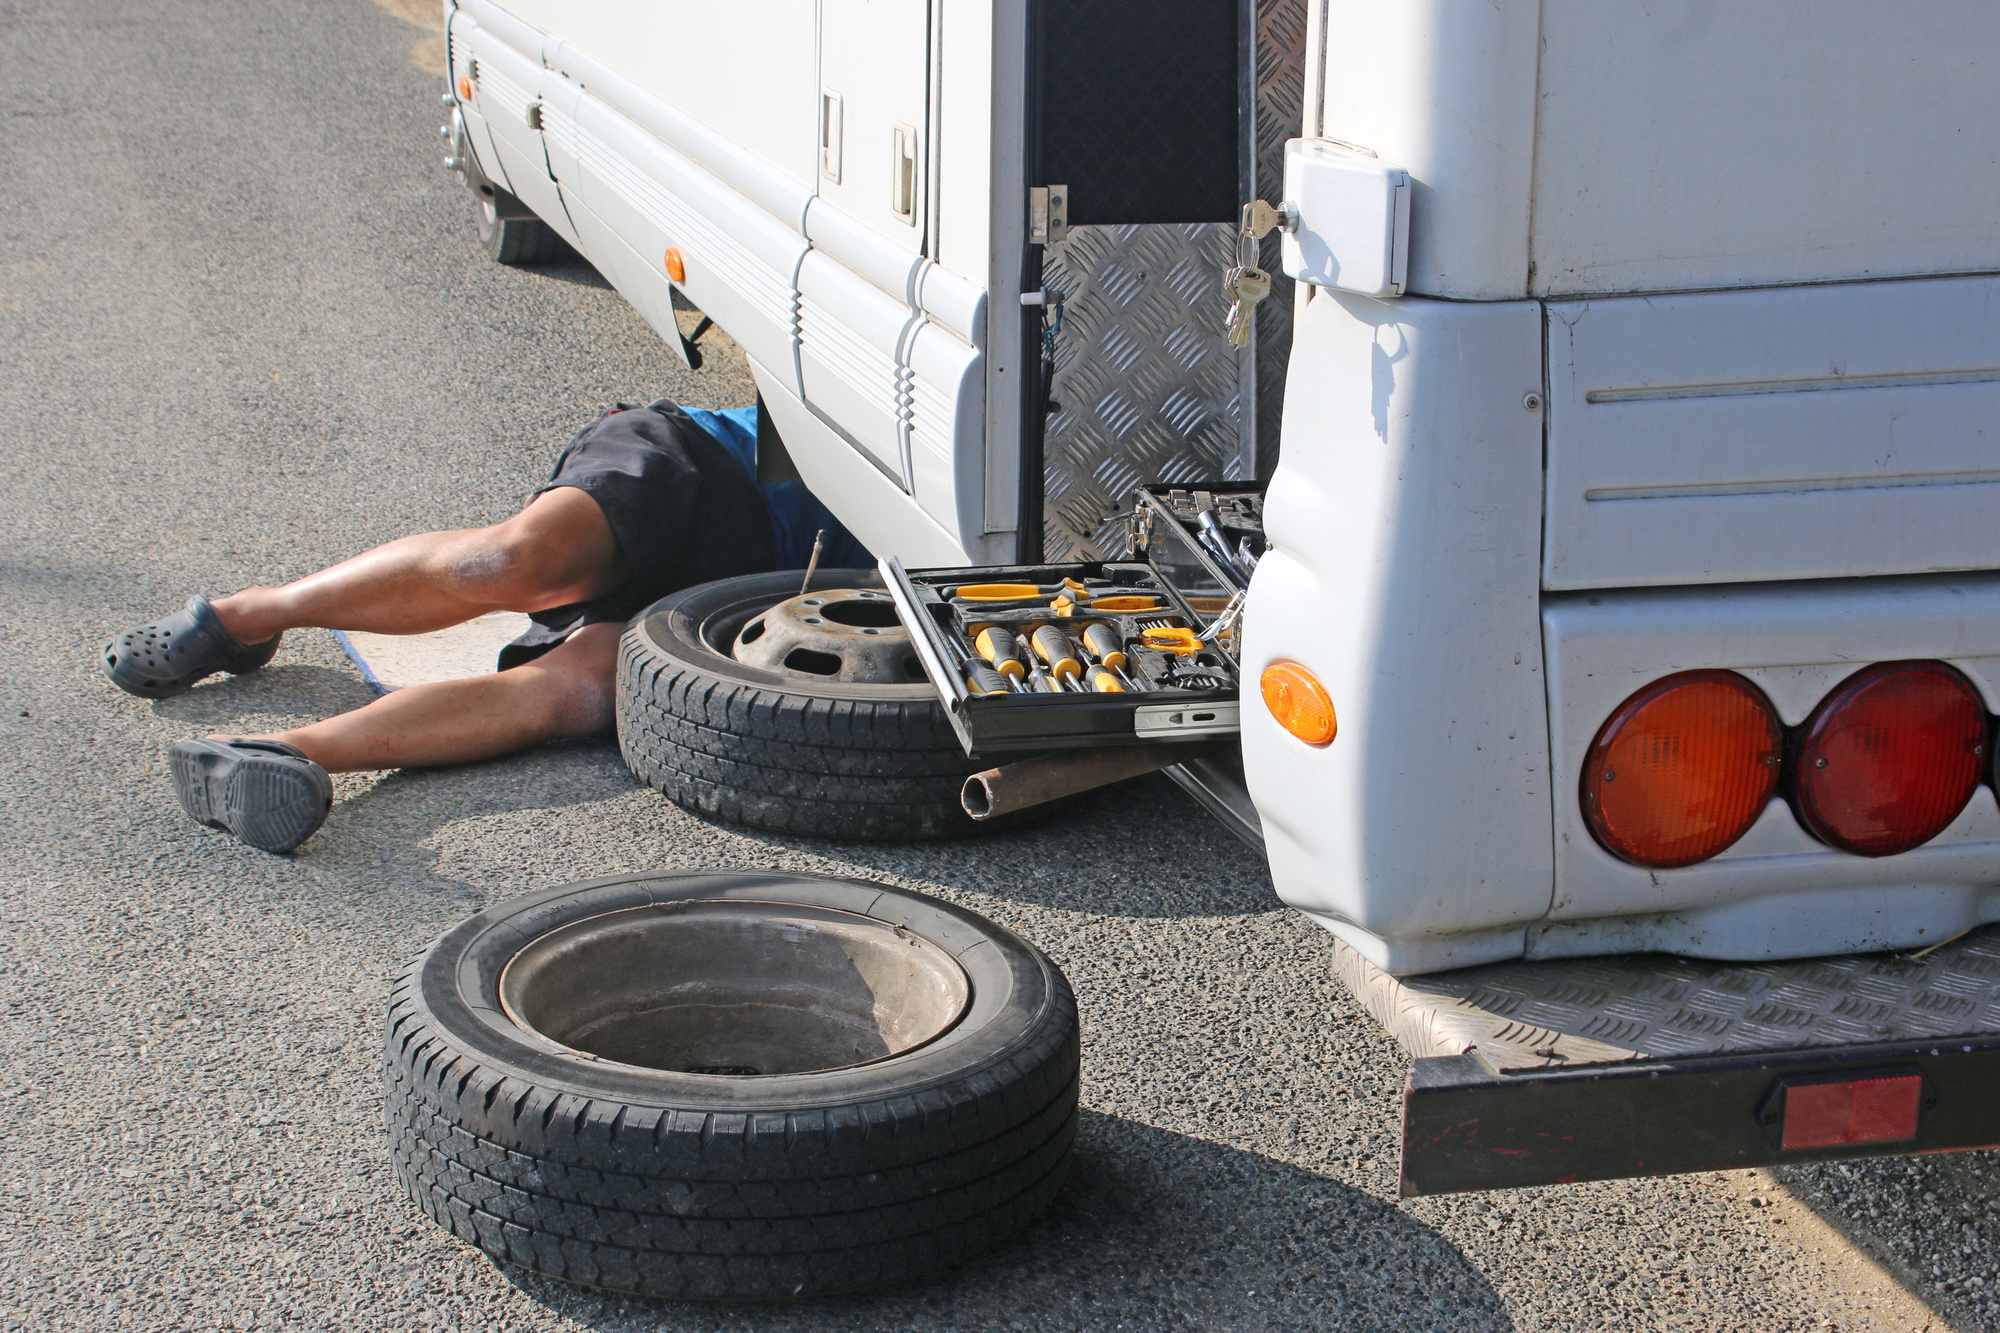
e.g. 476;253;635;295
168;738;332;853
101;596;282;699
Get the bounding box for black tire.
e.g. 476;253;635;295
475;186;569;265
616;569;996;840
385;871;1080;1301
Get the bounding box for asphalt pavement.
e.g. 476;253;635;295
1;1;1995;1330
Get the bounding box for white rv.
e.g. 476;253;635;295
436;0;2000;1190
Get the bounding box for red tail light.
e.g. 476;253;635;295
1581;671;1782;869
1792;661;1987;857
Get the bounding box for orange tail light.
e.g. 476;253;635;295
1581;670;1780;869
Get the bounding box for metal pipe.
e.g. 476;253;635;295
961;742;1218;820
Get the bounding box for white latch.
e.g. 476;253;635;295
1280;138;1410;299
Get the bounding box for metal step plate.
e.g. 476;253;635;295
1336;926;2000;1072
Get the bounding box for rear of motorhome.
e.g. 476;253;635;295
435;0;2000;1189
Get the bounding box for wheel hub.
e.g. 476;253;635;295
731;588;924;683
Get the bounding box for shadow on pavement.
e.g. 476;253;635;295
789;771;1287;921
149;663;380;728
494;1108;1515;1333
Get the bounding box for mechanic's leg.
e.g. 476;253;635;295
244;621;624;772
208;486;629;644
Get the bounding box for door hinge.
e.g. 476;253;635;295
1029;184;1069;245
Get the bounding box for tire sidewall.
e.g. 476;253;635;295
410;870;1061;1114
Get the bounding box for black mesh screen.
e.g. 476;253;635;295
1036;0;1242;226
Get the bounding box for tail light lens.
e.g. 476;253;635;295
1581;671;1781;868
1792;661;1987;857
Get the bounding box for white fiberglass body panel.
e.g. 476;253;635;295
476;0;818;190
1528;3;2000;297
465;17;578;249
1242;290;1552;975
1540;576;2000;960
1312;0;2000;299
451;0;1003;564
1544;275;2000;591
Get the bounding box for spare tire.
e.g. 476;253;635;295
386;871;1079;1301
615;569;990;840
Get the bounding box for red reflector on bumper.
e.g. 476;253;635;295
1780;1073;1923;1150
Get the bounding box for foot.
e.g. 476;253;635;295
168;738;332;853
102;596;282;699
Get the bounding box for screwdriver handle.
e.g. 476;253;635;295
965;661;1013;695
1030;625;1083;681
1079;622;1128;669
1086;665;1126;693
973;626;1027;679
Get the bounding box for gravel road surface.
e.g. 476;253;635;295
1;1;1995;1329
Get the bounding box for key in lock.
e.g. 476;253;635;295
1221;199;1297;348
1223;265;1272;349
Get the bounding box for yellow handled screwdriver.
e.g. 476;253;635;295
972;626;1031;692
1079;622;1142;691
1030;625;1086;691
1085;665;1126;692
941;631;1013;696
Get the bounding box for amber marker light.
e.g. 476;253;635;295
1261;663;1335;746
663;247;687;283
1792;660;1987;857
1581;670;1781;869
457;75;474;102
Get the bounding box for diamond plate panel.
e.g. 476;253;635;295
1254;0;1308;480
1041;223;1251;560
1334;927;2000;1071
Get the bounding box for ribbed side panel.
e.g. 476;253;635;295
568;111;796;343
910;368;952;462
475;63;532;128
799;297;899;407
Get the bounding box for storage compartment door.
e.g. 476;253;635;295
467;24;578;248
816;0;929;253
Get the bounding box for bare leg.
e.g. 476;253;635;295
248;622;625;773
208;486;629;644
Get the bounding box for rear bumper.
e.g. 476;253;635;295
1402;1032;2000;1195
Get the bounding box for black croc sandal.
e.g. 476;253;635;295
168;738;333;853
102;596;282;699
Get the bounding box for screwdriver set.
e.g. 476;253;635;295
882;486;1267;755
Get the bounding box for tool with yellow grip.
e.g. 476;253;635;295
973;626;1028;688
1079;622;1142;691
1029;625;1085;691
1141;625;1205;656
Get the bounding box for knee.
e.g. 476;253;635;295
445;524;561;608
523;627;622;737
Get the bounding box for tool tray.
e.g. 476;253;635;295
882;485;1266;756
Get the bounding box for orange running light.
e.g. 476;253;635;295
457;75;474;102
663;247;686;283
1261;663;1335;746
1581;670;1780;869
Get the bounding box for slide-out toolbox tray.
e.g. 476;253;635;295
880;485;1266;757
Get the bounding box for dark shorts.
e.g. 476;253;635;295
497;400;871;671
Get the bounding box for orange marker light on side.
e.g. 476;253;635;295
663;247;686;283
457;75;474;102
1261;663;1335;746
